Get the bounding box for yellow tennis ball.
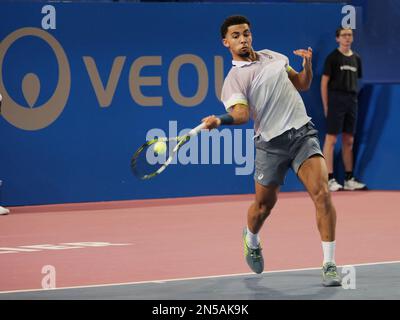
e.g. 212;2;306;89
153;141;167;155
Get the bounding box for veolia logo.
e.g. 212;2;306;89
0;27;70;130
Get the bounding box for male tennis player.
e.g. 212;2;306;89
202;15;341;286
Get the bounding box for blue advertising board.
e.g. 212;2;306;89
1;2;398;206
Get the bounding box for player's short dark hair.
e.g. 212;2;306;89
220;15;251;39
336;27;353;37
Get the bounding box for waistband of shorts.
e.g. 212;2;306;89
256;121;314;145
286;121;314;135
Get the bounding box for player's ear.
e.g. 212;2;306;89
222;38;230;48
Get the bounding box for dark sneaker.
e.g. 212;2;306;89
322;262;342;287
242;228;264;274
344;177;367;191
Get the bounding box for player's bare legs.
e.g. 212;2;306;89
243;183;279;274
297;155;336;241
297;155;341;286
247;183;279;234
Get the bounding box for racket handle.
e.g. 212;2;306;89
188;122;206;137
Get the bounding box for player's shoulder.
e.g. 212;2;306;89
223;66;242;86
225;65;240;78
258;49;288;61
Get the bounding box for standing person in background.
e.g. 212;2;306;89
321;27;367;192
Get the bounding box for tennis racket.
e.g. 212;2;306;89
131;122;206;180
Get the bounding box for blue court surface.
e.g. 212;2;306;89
0;261;398;300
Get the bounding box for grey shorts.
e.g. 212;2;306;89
254;121;323;186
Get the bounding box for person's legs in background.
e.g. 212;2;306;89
323;133;343;191
341;133;367;190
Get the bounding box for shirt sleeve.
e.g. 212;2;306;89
260;49;292;73
273;51;291;72
323;54;333;76
284;58;292;73
220;71;249;112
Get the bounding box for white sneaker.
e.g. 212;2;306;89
344;177;367;191
328;178;343;192
0;206;10;215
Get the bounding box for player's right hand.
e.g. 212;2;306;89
201;115;221;130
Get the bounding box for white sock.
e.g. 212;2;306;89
246;227;260;249
322;241;336;264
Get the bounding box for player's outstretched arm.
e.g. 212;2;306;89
202;104;249;130
288;47;313;91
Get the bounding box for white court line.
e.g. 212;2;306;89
0;259;399;295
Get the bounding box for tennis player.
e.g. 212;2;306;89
202;16;341;286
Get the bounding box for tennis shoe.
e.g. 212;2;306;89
322;262;342;287
328;178;343;192
0;206;10;215
344;177;367;191
243;228;264;274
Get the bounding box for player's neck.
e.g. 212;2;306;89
233;49;258;62
249;49;258;61
233;56;251;62
338;46;353;56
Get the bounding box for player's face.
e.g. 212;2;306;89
336;29;353;47
223;24;253;59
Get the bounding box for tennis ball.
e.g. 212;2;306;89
153;141;167;155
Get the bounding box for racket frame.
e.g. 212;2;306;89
131;122;206;180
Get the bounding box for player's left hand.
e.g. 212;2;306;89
293;47;312;68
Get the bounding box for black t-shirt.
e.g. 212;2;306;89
323;49;362;93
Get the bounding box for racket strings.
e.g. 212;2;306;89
131;138;179;179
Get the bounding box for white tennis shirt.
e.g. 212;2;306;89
221;49;311;142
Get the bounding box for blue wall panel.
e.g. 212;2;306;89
0;2;398;206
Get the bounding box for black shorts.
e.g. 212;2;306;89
326;90;358;135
